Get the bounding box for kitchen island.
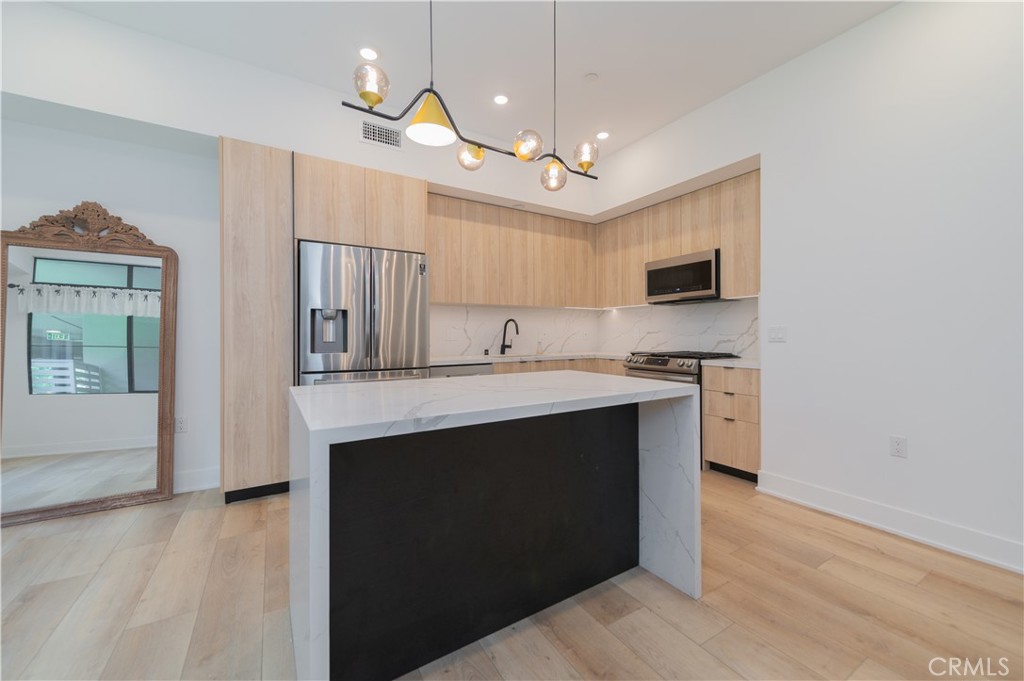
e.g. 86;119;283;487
289;371;702;680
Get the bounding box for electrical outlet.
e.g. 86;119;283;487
174;416;189;434
889;435;908;458
768;325;788;343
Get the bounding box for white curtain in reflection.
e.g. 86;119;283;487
13;284;161;317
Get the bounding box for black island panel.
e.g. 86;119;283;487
328;404;640;680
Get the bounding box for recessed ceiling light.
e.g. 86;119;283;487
360;47;378;61
596;131;610;140
584;73;599;82
493;95;509;105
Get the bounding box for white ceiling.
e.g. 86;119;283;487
58;1;894;161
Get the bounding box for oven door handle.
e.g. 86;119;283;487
624;369;698;383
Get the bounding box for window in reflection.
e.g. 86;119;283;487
22;257;161;395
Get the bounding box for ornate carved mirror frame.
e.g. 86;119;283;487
1;202;178;525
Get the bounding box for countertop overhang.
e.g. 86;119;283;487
289;370;699;443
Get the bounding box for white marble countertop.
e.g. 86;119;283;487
430;352;626;366
289;370;698;443
701;357;761;369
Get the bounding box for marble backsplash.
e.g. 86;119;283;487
429;305;600;358
430;298;758;360
596;298;759;357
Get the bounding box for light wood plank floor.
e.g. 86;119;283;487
2;472;1020;680
2;447;157;513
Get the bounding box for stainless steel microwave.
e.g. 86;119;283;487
645;249;720;304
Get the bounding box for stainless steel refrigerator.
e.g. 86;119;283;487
297;240;429;385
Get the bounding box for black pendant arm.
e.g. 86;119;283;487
430;90;516;158
342;87;516;158
341;87;434;122
536;152;599;180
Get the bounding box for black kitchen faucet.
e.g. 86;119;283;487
500;318;519;355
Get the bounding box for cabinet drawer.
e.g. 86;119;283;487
703;413;760;473
702;366;759;395
703;390;759;423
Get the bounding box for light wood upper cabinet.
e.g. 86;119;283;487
425;194;462;303
460;200;501;306
365;169;427;252
219;137;293;493
680;185;721;254
646;197;682;263
564;219;596;308
531;213;565;308
598;213;645;308
596;216;622;309
618;210;647;307
426;195;598;308
293;152;365;244
597;210;646;308
719;170;760;299
499;207;534;307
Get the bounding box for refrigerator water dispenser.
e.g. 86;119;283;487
311;308;347;354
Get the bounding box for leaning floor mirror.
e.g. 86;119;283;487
1;202;177;526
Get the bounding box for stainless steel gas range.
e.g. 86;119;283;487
623;350;739;384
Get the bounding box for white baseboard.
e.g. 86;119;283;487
173;466;220;494
2;437;157;458
757;471;1023;574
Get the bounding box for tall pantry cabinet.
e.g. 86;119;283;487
220;137;293;496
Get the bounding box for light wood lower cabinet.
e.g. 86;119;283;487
702;366;760;474
492;358;625;375
220;137;293;493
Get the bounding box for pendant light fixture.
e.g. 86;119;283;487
538;0;566;191
341;1;599;187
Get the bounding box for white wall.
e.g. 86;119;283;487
1;119;221;492
0;2;597;221
2;1;1020;569
598;2;1023;570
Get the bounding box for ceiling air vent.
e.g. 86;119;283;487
361;120;402;150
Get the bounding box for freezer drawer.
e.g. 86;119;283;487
298;368;429;386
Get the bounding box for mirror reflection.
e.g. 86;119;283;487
2;246;162;513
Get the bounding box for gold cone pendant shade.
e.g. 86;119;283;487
406;93;457;147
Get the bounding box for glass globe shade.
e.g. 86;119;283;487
540;159;567;191
573;140;599;173
353;62;390;109
456;143;486;171
513;129;544;162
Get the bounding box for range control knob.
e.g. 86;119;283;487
676;359;684;367
687;360;696;369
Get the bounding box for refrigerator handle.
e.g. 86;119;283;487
367;250;376;363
